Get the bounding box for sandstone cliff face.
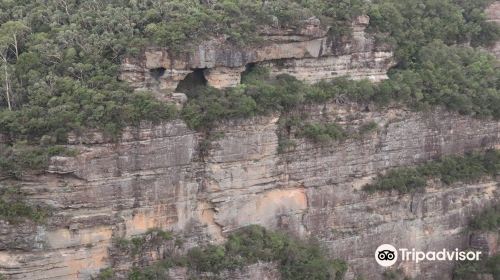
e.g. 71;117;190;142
0;102;498;280
119;16;394;98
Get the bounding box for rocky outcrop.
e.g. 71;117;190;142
120;16;394;98
0;102;498;280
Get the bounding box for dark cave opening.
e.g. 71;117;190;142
149;67;166;80
175;68;208;94
240;63;257;83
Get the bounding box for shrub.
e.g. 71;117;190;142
186;225;346;279
181;74;306;130
0;186;51;223
358;121;379;136
296;123;347;144
96;268;114;280
113;228;177;257
470;204;500;231
0;142;76;178
453;254;500;280
364;150;500;193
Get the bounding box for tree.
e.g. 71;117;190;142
0;21;30;110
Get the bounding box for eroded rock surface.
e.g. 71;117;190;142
120;16;394;98
0;102;498;280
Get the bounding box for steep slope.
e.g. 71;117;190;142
0;102;498;279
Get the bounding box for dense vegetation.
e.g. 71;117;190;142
470;203;500;231
453;254;500;280
453;250;500;280
0;0;498;176
112;225;346;280
368;0;499;66
0;0;365;176
0;143;76;178
452;203;500;280
0;186;51;223
182;0;500;132
451;205;500;280
364;150;500;193
0;0;365;141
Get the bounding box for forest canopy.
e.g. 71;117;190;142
0;0;499;176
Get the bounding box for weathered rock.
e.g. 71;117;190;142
203;66;246;89
119;16;395;97
0;102;499;280
469;231;499;256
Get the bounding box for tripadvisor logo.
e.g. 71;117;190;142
375;244;398;267
375;244;482;267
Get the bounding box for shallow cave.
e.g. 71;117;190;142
240;63;257;83
175;68;208;95
149;67;166;80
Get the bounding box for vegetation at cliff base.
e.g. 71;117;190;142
453;254;500;280
187;225;347;280
452;203;500;280
364;150;500;193
470;204;500;231
117;225;346;280
95;268;114;280
114;228;176;257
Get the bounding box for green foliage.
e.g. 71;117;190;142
114;228;176;256
0;142;76;178
364;150;500;193
304;41;500;119
296;123;347;144
365;168;427;194
0;0;361;134
128;260;177;280
146;228;174;241
304;78;378;104
470;204;500;231
0;0;498;175
182;74;306;130
279;240;347;280
277;138;297;154
382;269;409;280
181;86;257;131
96;268;114;280
0;186;51;223
453;254;500;280
121;225;345;280
368;0;500;66
277;117;378;150
241;65;271;85
358;121;379;136
406;41;500;118
187;225;347;280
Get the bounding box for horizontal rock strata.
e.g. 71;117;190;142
0;103;498;280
